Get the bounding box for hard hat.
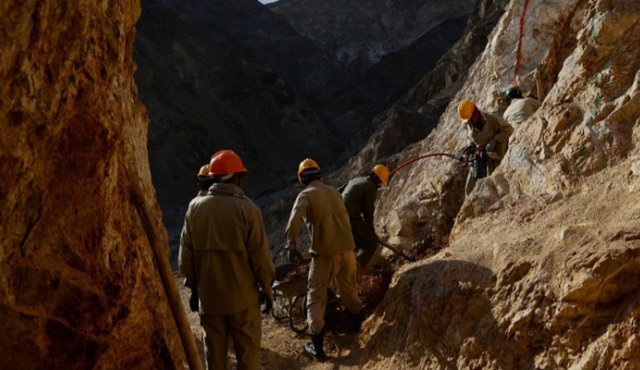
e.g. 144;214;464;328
372;164;390;185
297;158;321;183
208;150;247;177
457;100;476;123
197;164;210;178
504;86;523;103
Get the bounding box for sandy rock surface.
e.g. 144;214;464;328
360;0;640;368
0;1;182;368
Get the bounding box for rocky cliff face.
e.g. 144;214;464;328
0;1;182;368
351;0;640;368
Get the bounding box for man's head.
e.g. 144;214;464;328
370;164;389;188
458;99;482;129
297;158;322;186
504;86;523;104
197;164;215;191
208;150;248;188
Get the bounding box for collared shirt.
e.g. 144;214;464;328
179;183;274;315
342;176;377;224
503;98;541;126
285;180;355;256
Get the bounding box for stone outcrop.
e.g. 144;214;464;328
350;0;640;368
0;1;182;368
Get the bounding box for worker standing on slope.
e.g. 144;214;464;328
285;159;365;361
179;150;274;370
458;99;514;195
503;86;541;126
341;164;390;267
183;164;217;313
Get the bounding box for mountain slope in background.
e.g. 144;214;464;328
271;0;475;69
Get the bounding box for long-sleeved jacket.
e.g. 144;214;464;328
467;112;514;158
503;98;541;126
342;176;377;224
179;183;274;315
285;180;355;256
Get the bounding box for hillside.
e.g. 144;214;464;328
352;0;640;368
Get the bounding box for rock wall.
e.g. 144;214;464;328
0;1;182;369
353;0;640;368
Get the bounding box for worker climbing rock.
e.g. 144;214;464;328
341;164;389;267
458;99;514;195
179;150;274;370
503;86;541;126
285;158;365;361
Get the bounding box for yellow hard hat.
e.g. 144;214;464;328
197;164;210;177
457;99;476;123
297;158;321;183
372;164;390;185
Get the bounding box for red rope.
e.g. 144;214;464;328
513;0;530;84
389;152;463;180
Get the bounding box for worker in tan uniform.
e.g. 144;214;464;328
285;158;365;361
341;164;389;267
458;99;514;195
179;150;275;370
503;86;541;126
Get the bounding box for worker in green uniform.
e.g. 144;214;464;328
179;150;274;370
341;164;390;267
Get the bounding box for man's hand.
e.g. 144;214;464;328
189;290;199;312
462;144;476;156
287;248;302;263
260;292;273;315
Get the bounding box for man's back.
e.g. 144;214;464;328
181;182;273;315
504;97;541;126
342;176;376;222
286;180;355;256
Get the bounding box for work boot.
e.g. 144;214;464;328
303;332;326;361
347;311;366;332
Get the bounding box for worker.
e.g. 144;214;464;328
458;99;514;195
341;164;389;267
179;150;274;370
503;86;541;126
184;164;217;313
196;163;215;194
285;158;365;361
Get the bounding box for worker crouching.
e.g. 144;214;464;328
179;150;274;370
341;164;389;267
458;99;514;195
285;159;365;361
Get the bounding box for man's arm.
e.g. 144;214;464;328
362;184;375;224
285;194;308;249
178;213;196;289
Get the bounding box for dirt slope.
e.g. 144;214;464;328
351;0;640;368
0;1;182;368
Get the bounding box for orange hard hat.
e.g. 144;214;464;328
372;164;390;185
297;158;321;183
197;164;210;178
208;150;247;176
457;99;477;123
